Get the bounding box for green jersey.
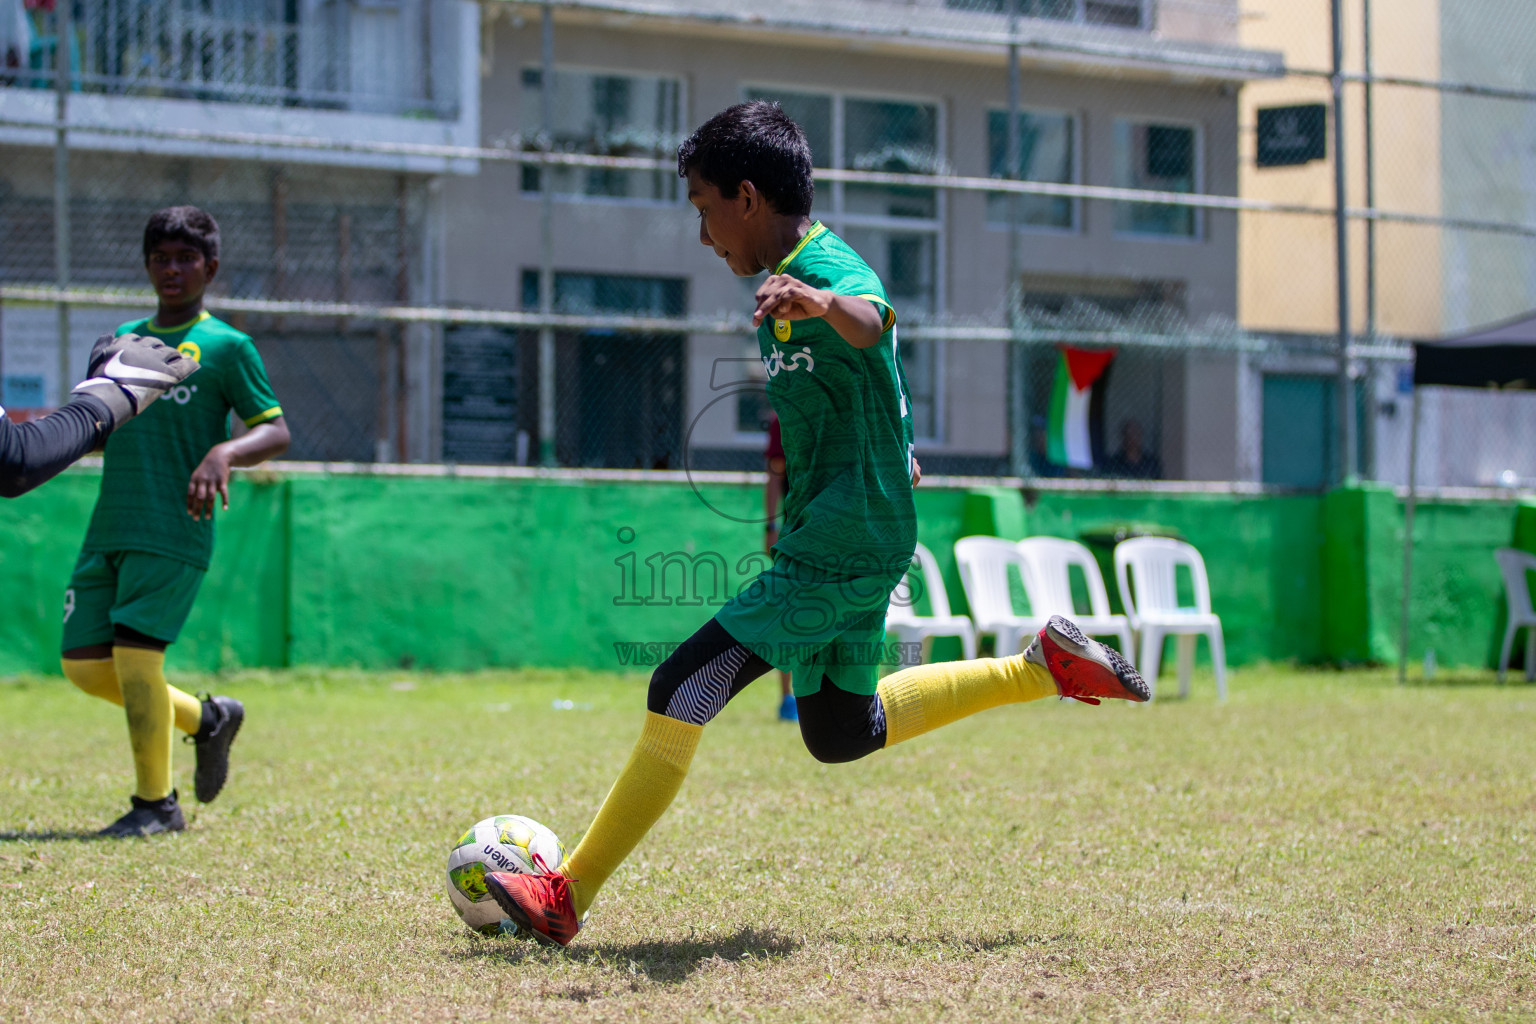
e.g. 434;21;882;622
761;222;916;581
81;312;282;570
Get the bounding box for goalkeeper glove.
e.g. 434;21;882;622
70;332;200;432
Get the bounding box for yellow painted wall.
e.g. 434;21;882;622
1238;0;1442;337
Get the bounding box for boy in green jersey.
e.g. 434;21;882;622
484;103;1149;945
60;206;290;837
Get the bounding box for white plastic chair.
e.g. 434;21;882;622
1495;547;1536;683
1114;537;1227;700
1015;537;1135;660
885;541;978;662
954;536;1048;656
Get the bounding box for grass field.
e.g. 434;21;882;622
1;665;1533;1022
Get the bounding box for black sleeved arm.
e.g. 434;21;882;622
0;396;111;499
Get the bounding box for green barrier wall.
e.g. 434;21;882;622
285;475;770;672
0;469;1526;676
1321;485;1400;664
1402;499;1519;668
0;473;289;675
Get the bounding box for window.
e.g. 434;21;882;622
1112;119;1199;238
520;68;683;203
986;109;1077;230
522;271;686;318
520;271;688;469
842;98;942;221
897;338;939;447
1084;1;1147;27
944;0;1147;29
736;378;775;435
744;86;944;440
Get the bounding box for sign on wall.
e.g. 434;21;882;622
1256;104;1328;167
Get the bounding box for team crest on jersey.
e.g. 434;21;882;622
177;341;202;362
773;319;791;342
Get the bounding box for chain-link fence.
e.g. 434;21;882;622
3;0;1535;492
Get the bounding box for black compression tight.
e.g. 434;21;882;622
647;618;888;763
794;681;887;763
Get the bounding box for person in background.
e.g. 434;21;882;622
1104;419;1162;480
59;205;289;837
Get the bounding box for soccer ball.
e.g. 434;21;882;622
445;814;566;937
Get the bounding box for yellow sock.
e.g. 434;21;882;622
877;653;1058;748
113;647;176;801
559;712;703;918
62;657;204;735
62;657;121;705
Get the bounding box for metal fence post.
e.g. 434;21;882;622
1331;0;1357;484
1362;0;1378;480
537;2;557;467
54;0;72;405
395;174;410;462
1398;387;1421;684
1005;0;1029;479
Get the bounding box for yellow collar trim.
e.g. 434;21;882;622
148;310;211;334
774;222;827;275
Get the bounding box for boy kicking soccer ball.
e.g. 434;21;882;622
60;206;290;837
485;102;1147;945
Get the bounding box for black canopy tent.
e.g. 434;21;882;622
1399;313;1536;682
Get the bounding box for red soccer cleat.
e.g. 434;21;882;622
1025;615;1150;705
484;871;582;947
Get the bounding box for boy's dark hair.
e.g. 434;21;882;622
143;206;220;263
677;101;814;217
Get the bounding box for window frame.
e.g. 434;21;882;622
517;62;688;208
942;0;1152;31
1084;0;1152;29
1109;114;1205;243
983;104;1083;236
738;81;948;443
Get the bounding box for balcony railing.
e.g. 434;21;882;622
2;0;458;119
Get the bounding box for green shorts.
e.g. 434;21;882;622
714;560;903;698
62;550;206;650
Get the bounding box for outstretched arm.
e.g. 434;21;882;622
187;417;290;520
2;331;200;498
752;274;885;349
0;399;112;498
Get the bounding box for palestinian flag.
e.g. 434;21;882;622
1047;346;1116;470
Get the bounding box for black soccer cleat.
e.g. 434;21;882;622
98;791;186;838
186;694;244;804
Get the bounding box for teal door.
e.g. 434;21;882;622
1262;374;1369;488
